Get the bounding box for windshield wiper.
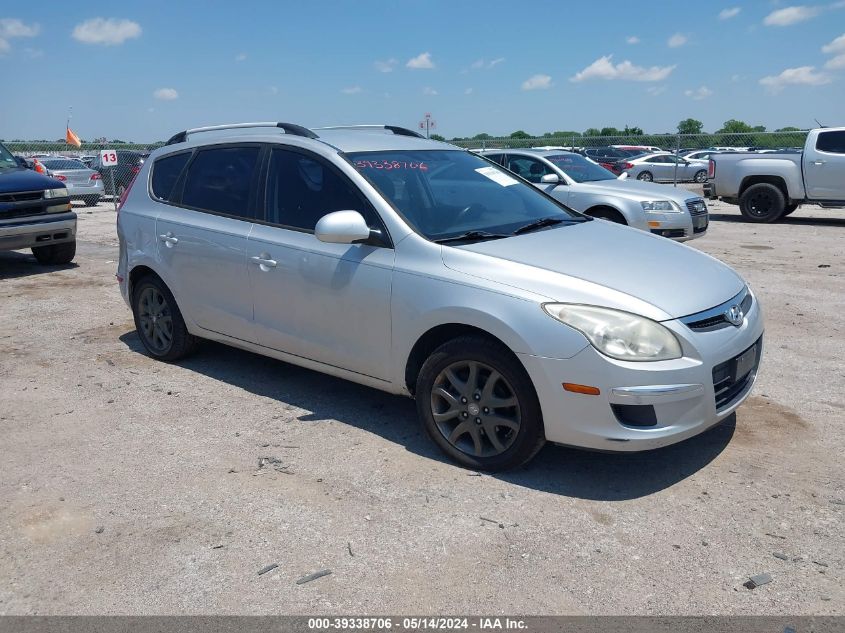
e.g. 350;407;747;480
433;230;510;244
512;216;568;235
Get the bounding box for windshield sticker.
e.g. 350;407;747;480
475;166;519;187
354;160;428;171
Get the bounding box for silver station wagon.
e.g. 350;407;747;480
116;122;764;471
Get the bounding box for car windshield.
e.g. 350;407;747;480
347;150;585;242
41;159;87;170
0;144;18;170
545;154;616;183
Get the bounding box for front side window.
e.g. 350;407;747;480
0;143;19;170
506;156;555;183
265;149;377;231
546;154;616;183
182;146;260;218
348;150;584;242
151;152;191;202
816;131;845;154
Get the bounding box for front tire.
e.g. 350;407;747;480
637;171;653;182
131;275;198;361
31;240;76;265
415;335;545;471
739;183;785;223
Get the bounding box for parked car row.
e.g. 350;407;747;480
114;122;761;471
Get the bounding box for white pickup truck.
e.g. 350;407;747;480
704;127;845;222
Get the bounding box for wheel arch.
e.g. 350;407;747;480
584;204;627;224
739;175;789;201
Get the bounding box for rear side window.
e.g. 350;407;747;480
816;131;845;154
182;146;260;218
151;153;191;201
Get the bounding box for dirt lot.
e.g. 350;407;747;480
1;193;843;615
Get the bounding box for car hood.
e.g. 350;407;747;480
569;178;698;202
0;167;65;194
442;220;744;321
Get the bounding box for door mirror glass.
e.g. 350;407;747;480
315;210;372;244
540;173;560;184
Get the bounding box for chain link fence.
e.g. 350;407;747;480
4;130;809;189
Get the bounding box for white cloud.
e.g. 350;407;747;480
685;85;713;100
470;58;485;69
626;35;640;44
153;87;179;100
268;86;279;95
0;18;40;55
469;57;505;71
488;57;504;67
822;33;845;54
646;85;667;96
341;86;363;94
571;55;676;82
763;5;821;26
422;86;438;95
464;87;473;95
731;73;743;82
406;52;435;69
72;18;142;45
719;7;741;19
760;65;831;92
235;52;247;62
22;47;43;59
521;74;553;90
825;53;845;69
374;58;398;72
668;33;688;47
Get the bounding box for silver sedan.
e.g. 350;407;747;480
39;158;104;206
622;153;709;183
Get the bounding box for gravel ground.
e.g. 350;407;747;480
0;193;843;615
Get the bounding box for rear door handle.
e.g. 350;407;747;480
158;233;178;246
250;255;277;268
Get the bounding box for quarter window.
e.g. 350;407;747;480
151;152;191;202
181;146;260;218
816;131;845;154
265;148;376;231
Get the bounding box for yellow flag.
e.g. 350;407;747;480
66;127;81;147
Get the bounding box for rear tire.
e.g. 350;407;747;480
415;335;545;471
83;196;100;207
637;171;653;182
694;170;707;183
31;240;76;265
131;275;199;361
739;183;785;223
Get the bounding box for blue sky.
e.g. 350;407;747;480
1;1;844;141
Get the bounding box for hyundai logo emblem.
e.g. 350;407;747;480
725;305;744;326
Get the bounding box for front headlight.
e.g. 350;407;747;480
43;187;68;199
542;303;682;362
641;200;682;213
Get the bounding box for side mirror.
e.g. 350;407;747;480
618;172;629;180
540;173;560;184
315;210;373;244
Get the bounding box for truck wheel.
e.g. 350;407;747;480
739;183;785;223
31;240;76;265
782;204;799;217
416;335;546;471
637;171;653;182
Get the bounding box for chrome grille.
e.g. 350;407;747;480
685;198;708;216
681;287;753;331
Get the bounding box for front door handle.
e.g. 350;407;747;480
158;233;178;247
812;160;826;166
250;255;277;268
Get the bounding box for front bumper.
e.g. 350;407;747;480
0;212;77;251
630;210;707;242
519;295;764;451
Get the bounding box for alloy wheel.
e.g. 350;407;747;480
137;286;173;353
430;360;521;457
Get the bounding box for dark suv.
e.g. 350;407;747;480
94;150;148;197
0;141;76;264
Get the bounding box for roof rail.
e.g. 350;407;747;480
165;122;318;146
313;124;425;139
